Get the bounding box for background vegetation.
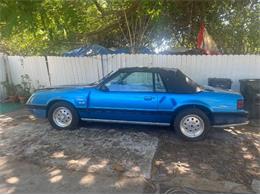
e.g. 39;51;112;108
0;0;259;55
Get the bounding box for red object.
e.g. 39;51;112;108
197;23;205;48
197;22;220;55
237;99;244;109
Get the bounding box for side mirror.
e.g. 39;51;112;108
99;84;109;92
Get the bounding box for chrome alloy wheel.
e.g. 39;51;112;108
180;114;205;138
52;107;72;128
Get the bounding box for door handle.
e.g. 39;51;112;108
144;96;154;101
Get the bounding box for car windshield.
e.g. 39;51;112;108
88;71;114;86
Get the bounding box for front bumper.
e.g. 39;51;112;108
212;111;249;128
26;104;47;118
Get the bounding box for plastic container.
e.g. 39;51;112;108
208;78;232;90
239;79;260;119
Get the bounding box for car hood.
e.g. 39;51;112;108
36;84;96;91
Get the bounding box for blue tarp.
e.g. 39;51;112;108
63;44;154;56
63;44;207;56
64;44;112;56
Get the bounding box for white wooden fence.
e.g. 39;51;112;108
0;54;7;100
0;54;259;100
7;56;50;88
47;56;102;86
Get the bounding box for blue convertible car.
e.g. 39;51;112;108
26;67;248;140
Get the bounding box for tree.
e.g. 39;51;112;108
0;0;259;55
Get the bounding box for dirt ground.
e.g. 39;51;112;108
0;108;259;193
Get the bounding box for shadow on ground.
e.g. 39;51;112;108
0;109;259;193
146;125;260;193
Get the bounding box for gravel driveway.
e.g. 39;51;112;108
0;109;259;193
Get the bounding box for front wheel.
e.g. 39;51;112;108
48;102;79;130
174;108;210;141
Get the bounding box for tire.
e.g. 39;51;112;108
48;101;79;130
174;108;210;141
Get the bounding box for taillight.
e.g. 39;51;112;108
237;99;244;109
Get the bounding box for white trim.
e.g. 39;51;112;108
81;118;170;126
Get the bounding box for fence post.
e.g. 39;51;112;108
101;55;105;77
3;55;11;84
44;56;52;86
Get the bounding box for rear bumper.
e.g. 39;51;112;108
212;111;249;128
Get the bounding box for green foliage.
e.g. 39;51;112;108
15;74;33;97
0;0;259;55
1;80;16;96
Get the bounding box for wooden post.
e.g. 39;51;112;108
44;56;52;86
3;54;11;84
101;55;105;77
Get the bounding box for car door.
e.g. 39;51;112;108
86;71;159;123
154;72;175;124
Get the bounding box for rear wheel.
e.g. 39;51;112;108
174;108;210;141
48;102;79;130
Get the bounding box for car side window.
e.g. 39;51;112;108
105;71;153;92
155;73;166;92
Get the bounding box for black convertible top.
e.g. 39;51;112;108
117;67;200;93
